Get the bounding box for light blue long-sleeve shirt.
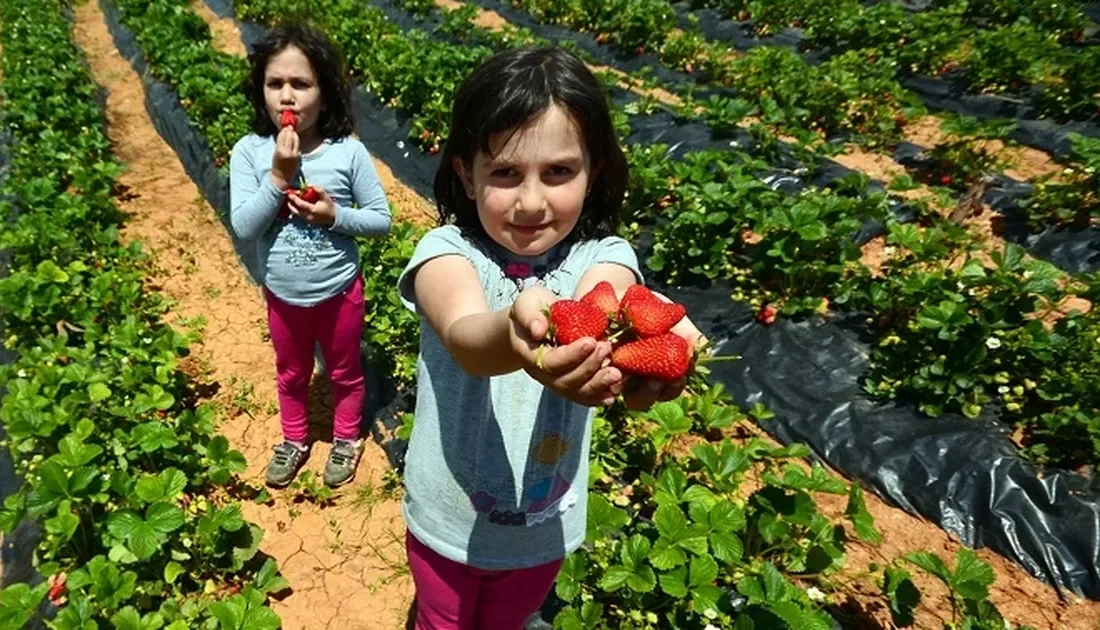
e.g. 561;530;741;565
229;134;392;306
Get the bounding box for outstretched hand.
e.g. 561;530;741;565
508;286;623;407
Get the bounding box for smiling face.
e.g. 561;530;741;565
263;45;322;139
455;103;593;257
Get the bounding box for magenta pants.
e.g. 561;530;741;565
264;275;365;443
406;531;562;630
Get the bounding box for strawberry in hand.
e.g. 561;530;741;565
580;280;620;319
280;109;298;129
619;284;686;337
611;333;692;382
547;300;608;345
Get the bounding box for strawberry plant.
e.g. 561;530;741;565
884;548;1036;630
1021;133;1100;229
554;384;883;630
859;240;1066;419
0;1;283;626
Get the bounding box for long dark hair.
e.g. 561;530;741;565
434;46;627;241
245;23;354;139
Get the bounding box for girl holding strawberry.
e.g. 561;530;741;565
397;47;703;629
229;24;392;489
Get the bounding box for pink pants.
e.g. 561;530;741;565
406;531;562;630
264;275;365;443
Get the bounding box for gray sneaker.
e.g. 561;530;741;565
324;438;363;487
265;441;308;487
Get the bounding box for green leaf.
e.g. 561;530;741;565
654;466;689;505
952;548;994;600
598;566;632;592
692;584;724;614
37;260;69;283
626;565;657;593
135;469;187;503
904;551;953;585
769;601;831;630
650;401;691;434
689;554;718;588
146;503;186;534
555;554;586;602
0;582;48;629
586;494;628;542
164;562;184;584
654;503;689;539
88;382;112;403
111;607;164;630
253;558;289;595
622;534;651;568
845;484;882;544
709;530;744;564
883;566;921;627
762;563;790;603
59;433;103;468
659;566;689;598
649;539;687;570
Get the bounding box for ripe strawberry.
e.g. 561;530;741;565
47;572;67;606
580;281;620;318
288;185;320;203
757;304;778;325
611;333;691;382
548;300;608;345
280;110;298;128
620;284;685;337
939;174;953;186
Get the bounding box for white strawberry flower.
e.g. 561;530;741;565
986;337;1002;349
806;586;826;602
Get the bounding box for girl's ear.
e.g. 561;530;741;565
453;157;475;200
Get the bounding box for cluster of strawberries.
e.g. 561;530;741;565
545;281;694;382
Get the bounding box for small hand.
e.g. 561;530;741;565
270;125;300;191
287;187;337;227
509;286;622;406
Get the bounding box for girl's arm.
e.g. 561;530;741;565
229;138;285;241
414;254;616;405
328;143;392;237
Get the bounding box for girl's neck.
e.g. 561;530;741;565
297;127;325;154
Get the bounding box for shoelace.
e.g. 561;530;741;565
330;442;356;466
272;443;301;467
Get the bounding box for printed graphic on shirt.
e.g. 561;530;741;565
466;433;577;527
283;223;333;267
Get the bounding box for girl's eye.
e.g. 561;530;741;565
291;79;312;89
548;166;572;176
491;168;517;178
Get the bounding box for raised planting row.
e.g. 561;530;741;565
683;0;1100;122
0;2;286;628
377;0;1100;242
93;0;1049;627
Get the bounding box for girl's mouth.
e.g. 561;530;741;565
510;223;547;236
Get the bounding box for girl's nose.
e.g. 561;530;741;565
516;179;546;214
279;83;295;103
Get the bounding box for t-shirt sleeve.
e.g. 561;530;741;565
397;226;474;312
587;236;644;284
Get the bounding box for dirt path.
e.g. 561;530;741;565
74;3;414;628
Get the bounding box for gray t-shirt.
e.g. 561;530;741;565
397;225;642;570
229;134;392;306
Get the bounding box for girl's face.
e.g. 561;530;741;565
263;45;322;136
456;103;593;257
